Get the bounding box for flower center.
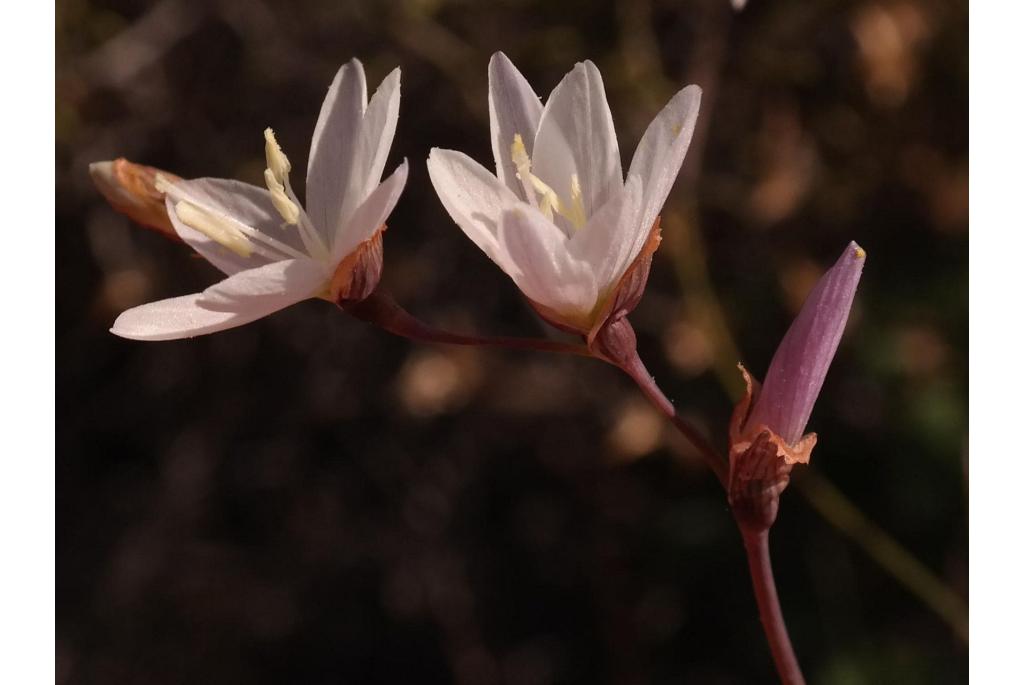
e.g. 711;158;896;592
156;129;332;264
510;134;586;231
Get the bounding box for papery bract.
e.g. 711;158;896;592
428;52;701;344
106;59;408;341
89;159;182;241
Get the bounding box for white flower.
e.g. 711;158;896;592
427;52;700;336
109;59;408;341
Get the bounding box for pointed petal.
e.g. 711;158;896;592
333;68;401;248
497;203;598;328
746;243;866;443
111;258;326;341
333;159;408;262
426;148;520;264
627;85;701;235
112;294;241;341
488;52;543;196
532;61;623;215
164;178;309;275
569;175;644;294
306;59;368;239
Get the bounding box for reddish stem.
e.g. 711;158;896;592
605;340;728;486
347;291;801;681
741;528;806;685
342;291;592;357
346;293;728;484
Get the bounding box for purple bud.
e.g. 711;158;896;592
744;242;865;445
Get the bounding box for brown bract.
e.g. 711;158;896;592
588;217;662;351
329;225;386;305
728;365;817;531
89;158;181;241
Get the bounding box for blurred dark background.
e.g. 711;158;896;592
56;0;967;682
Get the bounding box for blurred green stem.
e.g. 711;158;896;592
795;470;969;643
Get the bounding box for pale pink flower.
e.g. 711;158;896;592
108;59;407;341
427;53;701;340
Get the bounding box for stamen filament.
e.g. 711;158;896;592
225;215;309;262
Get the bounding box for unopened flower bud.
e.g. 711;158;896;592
729;242;865;531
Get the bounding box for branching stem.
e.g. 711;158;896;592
612;349;728;486
344;290;803;682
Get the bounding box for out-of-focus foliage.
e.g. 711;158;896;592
56;0;967;683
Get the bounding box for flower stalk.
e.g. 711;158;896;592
742;528;806;685
340;290;592;358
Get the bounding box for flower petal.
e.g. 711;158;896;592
198;257;328;308
332;159;408;262
745;242;866;444
488;52;543;197
497;203;598;328
341;67;401;231
164;178;309;275
306;59;368;240
569;174;644;293
627;85;701;236
112;294;239;341
110;257;326;341
532;60;623;216
427;148;521;264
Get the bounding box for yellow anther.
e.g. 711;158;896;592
853;245;867;259
511;134;531;177
263;168;301;225
175;201;253;257
264;127;291;184
510;133;586;230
